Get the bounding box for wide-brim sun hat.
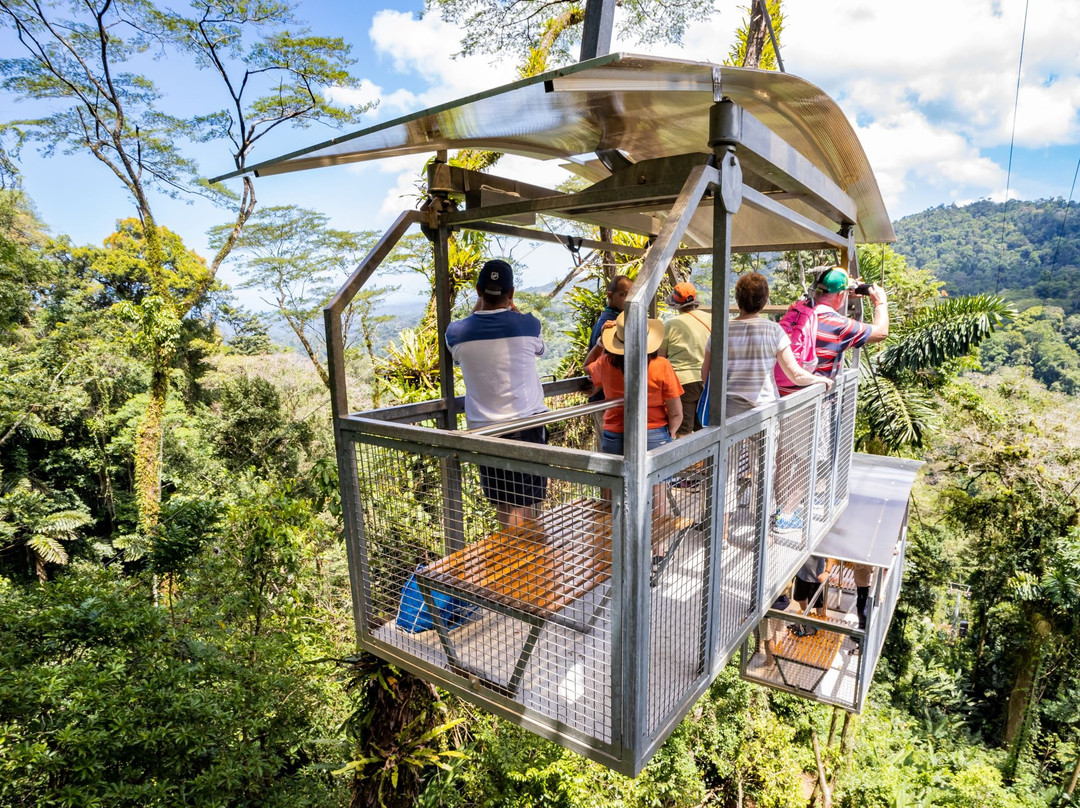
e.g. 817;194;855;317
601;311;665;356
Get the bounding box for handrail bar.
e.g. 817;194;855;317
466;397;624;437
353;376;593;424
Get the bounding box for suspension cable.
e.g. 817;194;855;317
1049;150;1080;276
996;0;1030;292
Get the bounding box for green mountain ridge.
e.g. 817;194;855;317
893;198;1080;313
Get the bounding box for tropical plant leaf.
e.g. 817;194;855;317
27;533;68;565
877;294;1014;376
40;510;93;535
858;366;937;452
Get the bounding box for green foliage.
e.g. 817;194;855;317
210;372;313;475
209;205;393;386
432;0;715;61
878;294;1014;376
0;564;349;808
894;199;1080;313
0;477;91;580
981;306;1080;394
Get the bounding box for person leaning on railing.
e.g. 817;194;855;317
772;266;889;528
699;272;831;412
584;312;683;516
700;273;831;536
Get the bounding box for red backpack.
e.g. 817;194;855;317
774;296;819;391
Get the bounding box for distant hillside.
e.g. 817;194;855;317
893;198;1080;313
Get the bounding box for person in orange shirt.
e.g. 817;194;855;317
585;311;684;455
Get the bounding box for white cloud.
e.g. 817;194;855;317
344;0;1080;222
367;9;511;108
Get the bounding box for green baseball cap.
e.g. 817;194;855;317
816;267;850;293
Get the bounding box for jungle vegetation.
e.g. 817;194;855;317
1;1;1078;806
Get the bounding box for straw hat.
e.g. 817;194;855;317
601;311;665;356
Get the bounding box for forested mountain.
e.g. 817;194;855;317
893;198;1080;312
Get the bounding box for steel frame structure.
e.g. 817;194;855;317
309;84;913;773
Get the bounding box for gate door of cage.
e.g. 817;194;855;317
215;55;896;775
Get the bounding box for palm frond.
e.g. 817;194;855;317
39;510;92;536
877;294;1015;376
858;366;938;452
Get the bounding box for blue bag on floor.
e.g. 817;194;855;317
396;566;480;633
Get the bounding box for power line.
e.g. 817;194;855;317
996;0;1030;293
1049;151;1080;276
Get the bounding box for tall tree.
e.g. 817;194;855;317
210;205;392;389
0;0;367;541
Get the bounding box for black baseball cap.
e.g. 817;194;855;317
477;259;514;295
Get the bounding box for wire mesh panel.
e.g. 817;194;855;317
542;389;596;451
811;391;840;540
743;613;860;709
858;543;905;708
833;375;859;508
646;454;714;734
717;432;762;653
352;432;617;744
768;405;814;592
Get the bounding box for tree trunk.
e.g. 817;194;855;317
1004;626;1047;778
812;730;832;808
134;363;169;538
1065;748;1080;800
348;655;444;808
1005;623;1047;747
742;0;768;69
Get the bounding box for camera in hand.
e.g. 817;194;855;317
849;282;872;296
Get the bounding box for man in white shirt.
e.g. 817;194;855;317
445;260;548;528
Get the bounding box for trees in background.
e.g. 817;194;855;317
0;0;366;543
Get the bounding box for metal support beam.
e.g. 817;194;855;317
621;162;716;763
580;0;615;61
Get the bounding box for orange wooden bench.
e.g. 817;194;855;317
414;498;693;695
772;618;847;692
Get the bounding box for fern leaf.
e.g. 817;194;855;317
27;533;68;565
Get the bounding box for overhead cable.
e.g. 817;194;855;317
996;0;1030;292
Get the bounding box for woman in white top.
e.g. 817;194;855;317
701;273;832;539
701;272;830;416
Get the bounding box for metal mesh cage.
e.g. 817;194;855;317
646;453;714;734
717;432;761;652
352;433;617;744
768;405;814;591
833;376;859;507
811;392;839;537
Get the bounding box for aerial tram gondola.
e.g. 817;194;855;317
215;29;921;776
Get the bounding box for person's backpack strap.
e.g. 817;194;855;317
774;295;819;392
688;310;711;333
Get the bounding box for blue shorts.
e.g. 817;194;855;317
600;427;672;455
479;426;548;507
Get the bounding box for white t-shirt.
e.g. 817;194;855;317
725;318;790;407
444;308;547;428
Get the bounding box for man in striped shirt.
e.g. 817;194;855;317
811;266;889;375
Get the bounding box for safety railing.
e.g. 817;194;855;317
335;367;858;767
739;541;906;713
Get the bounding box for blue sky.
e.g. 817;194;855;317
4;0;1080;305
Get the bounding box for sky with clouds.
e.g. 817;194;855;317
4;0;1080;298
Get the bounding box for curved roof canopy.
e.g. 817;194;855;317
217;53;894;244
